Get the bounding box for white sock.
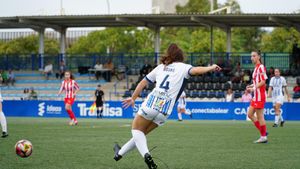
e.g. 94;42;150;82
275;115;279;124
118;138;136;156
0;111;7;133
178;113;182;120
184;110;191;115
280;114;284;122
131;129;149;157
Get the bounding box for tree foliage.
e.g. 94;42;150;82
0;35;59;55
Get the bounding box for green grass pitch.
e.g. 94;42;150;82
1;118;300;169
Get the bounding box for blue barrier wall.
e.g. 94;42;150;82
3;100;300;121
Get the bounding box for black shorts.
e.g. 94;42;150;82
96;101;103;107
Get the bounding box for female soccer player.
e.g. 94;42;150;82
246;50;268;143
94;84;105;118
58;71;80;125
267;68;290;127
113;43;221;169
0;89;8;138
177;91;192;121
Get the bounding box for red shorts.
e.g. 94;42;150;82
250;100;265;109
64;98;75;105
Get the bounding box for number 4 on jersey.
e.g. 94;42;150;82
159;75;170;91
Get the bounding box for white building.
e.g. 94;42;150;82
152;0;189;13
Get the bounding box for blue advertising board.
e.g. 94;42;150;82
2;100;300;121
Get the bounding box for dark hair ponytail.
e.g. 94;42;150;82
160;43;184;65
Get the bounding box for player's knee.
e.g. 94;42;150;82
247;113;253;119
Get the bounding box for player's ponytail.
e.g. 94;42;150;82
161;43;184;65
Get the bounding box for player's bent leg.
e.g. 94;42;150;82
114;122;158;161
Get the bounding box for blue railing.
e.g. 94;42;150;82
0;52;291;72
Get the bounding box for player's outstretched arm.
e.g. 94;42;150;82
189;64;221;76
122;79;148;109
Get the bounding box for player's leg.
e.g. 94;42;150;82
273;103;281;127
247;106;261;132
116;122;158;159
177;107;183;121
65;103;77;125
254;108;268;143
96;106;100;118
0;102;8;137
99;105;103;118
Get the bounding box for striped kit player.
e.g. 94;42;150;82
268;68;290;127
58;71;80;126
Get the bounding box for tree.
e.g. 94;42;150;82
0;35;59;55
261;27;300;52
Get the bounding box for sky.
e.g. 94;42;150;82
0;0;300;17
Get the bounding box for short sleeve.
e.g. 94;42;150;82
145;65;160;83
269;77;274;87
259;66;268;81
282;77;287;86
184;64;193;79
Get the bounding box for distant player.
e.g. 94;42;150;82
267;68;290;127
177;91;192;121
246;50;268;143
58;71;80;125
94;84;105;118
113;43;221;169
0;89;8;138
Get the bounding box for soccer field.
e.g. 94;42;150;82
1;118;300;169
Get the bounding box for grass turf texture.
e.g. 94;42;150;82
1;118;300;169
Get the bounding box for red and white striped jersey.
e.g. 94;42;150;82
59;80;79;98
252;64;268;102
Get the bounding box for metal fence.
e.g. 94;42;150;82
0;52;291;73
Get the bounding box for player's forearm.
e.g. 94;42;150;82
284;87;290;98
267;87;272;97
255;80;266;89
132;79;147;100
190;66;215;76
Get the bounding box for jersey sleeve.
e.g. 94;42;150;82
282;77;287;86
269;77;274;87
184;64;193;79
73;80;80;90
259;65;268;81
145;65;160;83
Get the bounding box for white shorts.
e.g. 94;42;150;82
272;96;284;106
137;106;169;126
177;103;186;109
0;93;3;102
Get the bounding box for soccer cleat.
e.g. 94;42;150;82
74;120;78;125
178;119;183;122
272;124;278;127
280;121;285;127
254;137;268;144
144;153;157;169
1;132;8;138
69;120;74;126
113;143;122;161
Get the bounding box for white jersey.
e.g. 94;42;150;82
269;76;287;97
143;63;192;115
178;91;186;108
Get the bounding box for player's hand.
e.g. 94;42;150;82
246;84;254;92
211;64;222;72
122;97;135;109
